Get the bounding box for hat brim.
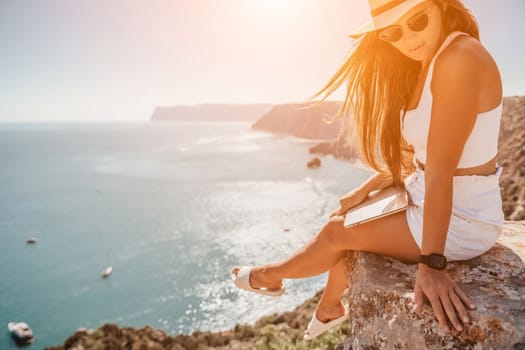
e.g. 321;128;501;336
347;0;427;39
348;20;374;39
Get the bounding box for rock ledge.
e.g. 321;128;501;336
338;221;525;350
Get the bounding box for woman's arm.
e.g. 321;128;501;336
330;171;393;217
423;37;485;253
414;37;489;332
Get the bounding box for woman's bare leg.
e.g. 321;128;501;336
302;258;348;337
239;210;419;287
315;257;347;322
233;210;420;321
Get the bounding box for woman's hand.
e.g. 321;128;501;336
330;172;393;218
413;264;476;332
329;189;368;218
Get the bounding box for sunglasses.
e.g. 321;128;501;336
378;12;430;43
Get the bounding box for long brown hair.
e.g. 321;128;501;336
310;0;480;186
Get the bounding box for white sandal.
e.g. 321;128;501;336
231;266;285;297
303;307;349;340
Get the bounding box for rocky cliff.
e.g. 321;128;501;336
150;104;272;122
497;96;525;221
252;101;343;140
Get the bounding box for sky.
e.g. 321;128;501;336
0;0;524;122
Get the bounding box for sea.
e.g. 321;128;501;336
0;121;372;349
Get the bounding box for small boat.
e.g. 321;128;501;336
102;266;112;278
26;237;37;244
8;322;34;344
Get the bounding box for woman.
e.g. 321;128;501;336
232;0;504;339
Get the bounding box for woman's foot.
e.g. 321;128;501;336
231;266;283;291
313;300;346;323
304;300;348;340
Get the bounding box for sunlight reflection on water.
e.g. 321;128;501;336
0;122;371;347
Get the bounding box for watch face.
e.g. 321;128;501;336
429;254;446;269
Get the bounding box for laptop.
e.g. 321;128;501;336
343;186;409;228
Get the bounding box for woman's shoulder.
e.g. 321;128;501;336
430;32;502;110
434;34;495;75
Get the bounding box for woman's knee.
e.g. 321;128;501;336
317;216;345;248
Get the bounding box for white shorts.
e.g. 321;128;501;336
403;163;504;261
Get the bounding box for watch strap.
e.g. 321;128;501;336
419;253;447;270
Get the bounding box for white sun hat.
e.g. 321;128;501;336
349;0;427;38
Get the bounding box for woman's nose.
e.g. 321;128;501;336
402;29;420;49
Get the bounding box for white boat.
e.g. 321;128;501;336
8;322;34;344
102;266;112;278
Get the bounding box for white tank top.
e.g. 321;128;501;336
401;31;502;168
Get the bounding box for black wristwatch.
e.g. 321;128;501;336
419;253;447;270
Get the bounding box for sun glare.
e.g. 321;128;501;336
253;0;299;17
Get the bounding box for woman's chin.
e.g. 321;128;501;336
401;43;431;62
405;51;430;63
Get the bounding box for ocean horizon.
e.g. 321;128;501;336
0;121;371;349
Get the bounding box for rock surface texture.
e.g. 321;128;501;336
337;221;525;350
498;96;525;221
